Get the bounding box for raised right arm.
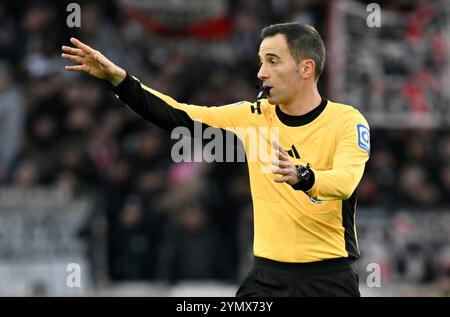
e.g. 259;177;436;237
62;38;253;132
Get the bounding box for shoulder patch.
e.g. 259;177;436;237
357;124;370;155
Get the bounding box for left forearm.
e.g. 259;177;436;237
306;166;364;201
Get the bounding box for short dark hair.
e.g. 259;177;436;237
261;22;326;80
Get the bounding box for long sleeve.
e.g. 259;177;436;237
306;113;370;201
111;73;253;132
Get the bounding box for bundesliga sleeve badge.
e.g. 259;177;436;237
357;124;370;155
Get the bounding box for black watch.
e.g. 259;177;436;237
296;163;311;183
292;163;315;191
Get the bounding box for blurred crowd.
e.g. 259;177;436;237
359;128;450;209
0;0;449;288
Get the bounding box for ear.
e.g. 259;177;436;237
300;59;316;80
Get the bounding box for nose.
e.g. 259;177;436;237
257;63;269;81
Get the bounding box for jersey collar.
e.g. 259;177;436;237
275;98;327;127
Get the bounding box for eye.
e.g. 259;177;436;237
269;59;278;65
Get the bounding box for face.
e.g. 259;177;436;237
257;34;312;105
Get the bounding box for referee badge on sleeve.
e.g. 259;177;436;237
357;124;370;155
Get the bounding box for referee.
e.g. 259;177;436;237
62;22;370;297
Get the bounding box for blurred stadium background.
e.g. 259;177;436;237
0;0;449;297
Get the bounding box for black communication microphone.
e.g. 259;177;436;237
256;84;270;101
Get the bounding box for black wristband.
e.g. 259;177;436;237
111;72;133;93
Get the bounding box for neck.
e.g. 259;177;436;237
279;84;322;116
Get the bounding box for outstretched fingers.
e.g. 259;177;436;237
272;140;290;161
70;37;96;54
271;159;289;168
274;175;291;183
272;167;291;176
61;53;84;64
64;65;87;72
62;45;85;57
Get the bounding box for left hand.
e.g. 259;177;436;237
271;140;299;185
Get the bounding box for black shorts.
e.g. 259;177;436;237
236;256;360;297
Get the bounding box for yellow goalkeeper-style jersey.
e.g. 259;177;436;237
112;73;370;263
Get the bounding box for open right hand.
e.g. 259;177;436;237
61;37;126;86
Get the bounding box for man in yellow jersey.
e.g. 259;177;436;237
62;22;370;297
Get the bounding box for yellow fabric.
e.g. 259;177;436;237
141;82;370;262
